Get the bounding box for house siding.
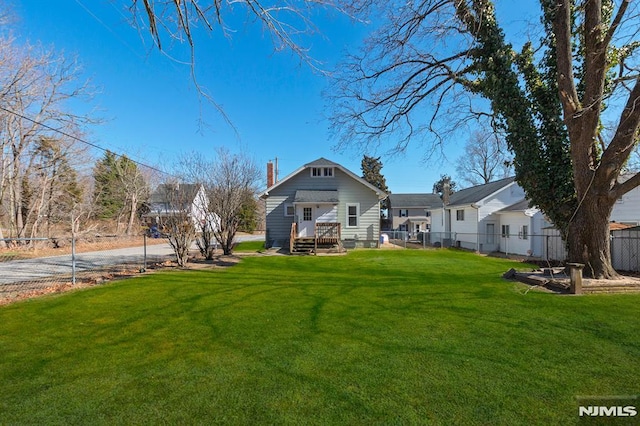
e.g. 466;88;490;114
496;212;547;257
611;185;640;225
265;194;295;247
430;208;445;234
264;166;381;248
498;214;533;256
450;206;479;250
472;184;526;251
390;208;431;231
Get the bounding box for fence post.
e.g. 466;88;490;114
71;235;76;286
143;233;147;272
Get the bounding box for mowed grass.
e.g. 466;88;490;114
0;250;638;425
233;240;266;253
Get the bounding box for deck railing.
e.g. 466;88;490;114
290;222;297;253
315;222;341;245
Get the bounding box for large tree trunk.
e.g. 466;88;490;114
566;191;618;279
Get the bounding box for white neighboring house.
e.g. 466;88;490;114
429;177;548;255
429;177;527;251
427;173;640;258
611;173;640;226
494;199;550;257
146;183;216;231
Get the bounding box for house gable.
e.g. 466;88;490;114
262;158;387;248
261;157;387;200
388;193;442;232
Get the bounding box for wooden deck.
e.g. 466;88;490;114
290;222;345;254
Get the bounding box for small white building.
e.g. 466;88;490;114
494;199;549;257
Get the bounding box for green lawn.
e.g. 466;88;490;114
0;250;638;425
232;240;265;253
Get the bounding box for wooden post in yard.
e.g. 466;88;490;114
567;263;584;295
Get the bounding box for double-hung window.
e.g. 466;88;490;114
346;203;359;227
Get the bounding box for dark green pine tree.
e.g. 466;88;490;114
93;151;128;219
432;174;457;199
361;155;390;216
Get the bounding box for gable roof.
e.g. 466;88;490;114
260;157;388;200
149;183;202;204
305;158;340;167
447;177;516;207
497;198;531;212
388;193;443;209
495;198;540;217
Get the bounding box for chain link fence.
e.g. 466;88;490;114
380;230;640;272
611;232;640;272
0;235;175;304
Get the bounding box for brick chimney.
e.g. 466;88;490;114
267;161;274;188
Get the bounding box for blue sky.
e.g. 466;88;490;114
13;0;537;193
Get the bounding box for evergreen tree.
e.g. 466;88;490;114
432;175;457;200
93;151;148;233
93;151;125;220
361;155;390;216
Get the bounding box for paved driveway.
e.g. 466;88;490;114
0;234;265;286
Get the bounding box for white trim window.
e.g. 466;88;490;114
501;224;510;238
310;167;334;178
456;209;465;221
399;209;408;217
520;225;529;240
346;203;359;228
284;203;294;217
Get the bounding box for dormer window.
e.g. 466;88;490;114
311;167;334;178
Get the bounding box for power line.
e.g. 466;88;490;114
0;105;174;178
74;0;145;61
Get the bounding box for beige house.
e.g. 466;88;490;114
388;193;443;237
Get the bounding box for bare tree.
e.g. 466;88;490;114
177;149;261;256
208;148;261;255
128;0;349;71
0;32;96;240
28;137;87;239
176;152;218;260
456;129;512;186
149;181;201;266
